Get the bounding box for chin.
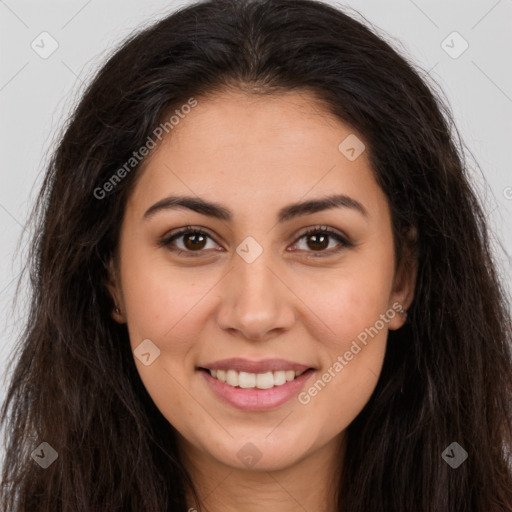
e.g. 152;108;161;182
206;433;316;472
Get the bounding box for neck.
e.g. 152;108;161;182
180;433;346;512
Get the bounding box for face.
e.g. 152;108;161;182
108;90;415;473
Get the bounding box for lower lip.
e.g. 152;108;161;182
199;369;315;411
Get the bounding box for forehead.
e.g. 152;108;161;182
126;90;388;222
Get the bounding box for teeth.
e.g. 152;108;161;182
273;370;287;386
239;371;256;388
256;372;274;389
226;369;239;387
207;368;308;389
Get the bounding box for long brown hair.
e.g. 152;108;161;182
2;0;511;510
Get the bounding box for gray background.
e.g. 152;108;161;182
1;0;511;462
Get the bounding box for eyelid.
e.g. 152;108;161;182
158;225;221;254
294;224;351;243
159;224;353;256
289;225;353;254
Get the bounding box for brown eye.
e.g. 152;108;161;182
292;226;352;256
159;226;220;256
305;232;330;251
182;231;208;250
160;225;352;258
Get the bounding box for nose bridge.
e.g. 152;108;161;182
236;248;276;302
216;242;294;340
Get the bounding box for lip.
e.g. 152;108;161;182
199;367;316;411
199;358;313;374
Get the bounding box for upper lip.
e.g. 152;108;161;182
199;358;314;374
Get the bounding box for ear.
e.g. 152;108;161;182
105;257;126;324
388;227;417;330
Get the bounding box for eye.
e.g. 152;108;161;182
159;224;352;257
289;225;352;256
159;225;220;257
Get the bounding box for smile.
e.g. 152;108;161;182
206;368;307;389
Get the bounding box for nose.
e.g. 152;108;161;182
216;248;296;342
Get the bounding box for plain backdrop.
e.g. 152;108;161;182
1;0;511;462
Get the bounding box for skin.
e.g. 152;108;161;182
108;90;416;512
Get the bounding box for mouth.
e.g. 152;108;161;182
197;358;316;411
198;367;311;389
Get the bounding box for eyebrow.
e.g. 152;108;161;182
143;193;368;223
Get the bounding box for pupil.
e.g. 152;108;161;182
309;233;328;250
185;233;206;250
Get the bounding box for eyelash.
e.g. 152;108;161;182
159;225;353;258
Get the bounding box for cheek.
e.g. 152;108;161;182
297;337;386;438
121;255;217;348
296;278;391;430
297;248;395;352
119;254;231;400
120;264;220;431
291;251;394;424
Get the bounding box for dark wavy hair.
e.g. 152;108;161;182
1;0;511;510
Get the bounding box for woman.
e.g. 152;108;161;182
1;0;511;510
